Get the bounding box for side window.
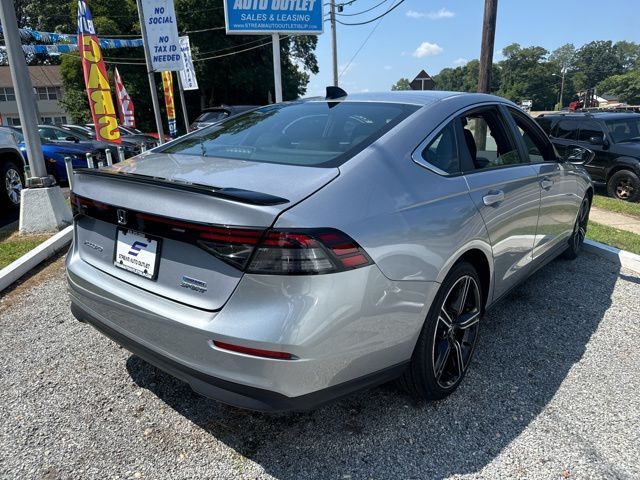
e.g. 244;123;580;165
551;119;578;139
508;108;556;162
460;107;521;171
535;117;553;135
578;120;604;142
38;127;57;140
420;121;460;175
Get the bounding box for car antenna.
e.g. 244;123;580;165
326;86;348;100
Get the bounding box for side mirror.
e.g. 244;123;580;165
562;145;595;164
588;136;603;146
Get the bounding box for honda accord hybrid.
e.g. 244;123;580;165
66;90;592;411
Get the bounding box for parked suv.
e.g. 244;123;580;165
0;127;26;210
536;112;640;201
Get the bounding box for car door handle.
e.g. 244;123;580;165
483;190;504;206
540;177;554;190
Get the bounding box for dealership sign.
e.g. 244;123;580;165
224;0;323;34
141;0;183;71
178;36;198;90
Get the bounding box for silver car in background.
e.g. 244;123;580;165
66;91;592;411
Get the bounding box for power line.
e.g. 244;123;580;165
338;12;384;78
336;0;405;26
336;0;391;17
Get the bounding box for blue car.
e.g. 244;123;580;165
0;127;100;183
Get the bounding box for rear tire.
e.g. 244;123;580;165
562;195;591;260
400;262;483;401
1;160;24;210
607;170;640;202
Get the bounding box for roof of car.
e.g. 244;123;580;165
538;112;640;120
303;90;510;107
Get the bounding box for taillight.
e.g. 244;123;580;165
247;228;373;275
212;340;295;360
70;194;373;275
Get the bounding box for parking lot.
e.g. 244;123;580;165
1;252;639;479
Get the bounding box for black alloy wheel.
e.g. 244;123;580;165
563;195;590;260
399;262;483;400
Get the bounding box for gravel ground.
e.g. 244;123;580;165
1;252;639;480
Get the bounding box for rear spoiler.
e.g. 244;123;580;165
74;169;289;206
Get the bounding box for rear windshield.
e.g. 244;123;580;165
195;111;230;123
162;101;420;167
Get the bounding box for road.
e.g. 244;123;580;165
1;252;639;479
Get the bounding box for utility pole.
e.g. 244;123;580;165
477;0;498;94
330;0;338;87
0;0;70;232
271;33;283;103
136;0;165;144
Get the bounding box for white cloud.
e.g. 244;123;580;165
453;57;468;66
406;8;455;20
412;42;444;58
384;65;392;70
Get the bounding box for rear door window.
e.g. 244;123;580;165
578;120;605;142
459;107;522;171
551;119;578;139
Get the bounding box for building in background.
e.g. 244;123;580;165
0;65;69;126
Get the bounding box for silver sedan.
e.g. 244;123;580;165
66;91;592;411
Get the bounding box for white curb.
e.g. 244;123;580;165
0;226;73;293
584;239;640;275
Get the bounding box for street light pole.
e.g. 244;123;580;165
330;0;338;87
559;68;566;109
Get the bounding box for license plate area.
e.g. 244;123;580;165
114;229;161;280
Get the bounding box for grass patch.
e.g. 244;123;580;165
0;225;51;270
592;195;640;219
587;221;640;255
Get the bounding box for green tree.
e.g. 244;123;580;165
497;43;557;110
573;41;623;90
549;43;576;73
614;41;640;70
391;78;411;90
597;69;640;104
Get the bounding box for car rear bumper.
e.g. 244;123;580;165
70;301;406;411
66;244;436;411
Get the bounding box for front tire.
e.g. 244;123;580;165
1;161;24;210
607;170;640;202
400;262;483;401
562;195;590;260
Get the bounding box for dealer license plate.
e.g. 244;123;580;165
114;229;160;280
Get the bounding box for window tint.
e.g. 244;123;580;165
421;121;460;174
552;119;578;139
161;102;420;167
535;117;553;135
578;120;604;142
605;118;640;143
460;108;521;171
508;108;556;162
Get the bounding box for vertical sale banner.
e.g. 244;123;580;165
77;0;120;143
161;71;177;137
114;68;136;128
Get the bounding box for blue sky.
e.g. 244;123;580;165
305;0;639;96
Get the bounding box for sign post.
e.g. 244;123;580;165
136;0;184;144
223;0;323;103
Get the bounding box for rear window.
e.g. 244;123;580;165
196;111;230;123
162;101;420;167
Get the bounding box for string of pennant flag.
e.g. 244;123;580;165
0;26;144;50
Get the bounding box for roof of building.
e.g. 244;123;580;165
0;65;62;88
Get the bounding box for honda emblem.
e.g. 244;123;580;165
117;209;127;225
